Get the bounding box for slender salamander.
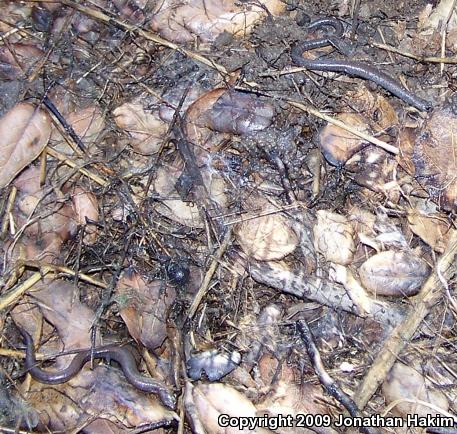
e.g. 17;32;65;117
290;17;432;112
20;328;176;409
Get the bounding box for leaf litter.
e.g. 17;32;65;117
0;0;456;433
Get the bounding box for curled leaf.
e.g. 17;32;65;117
150;0;285;43
113;102;167;155
313;210;355;265
235;212;298;261
358;250;430;296
319;113;369;166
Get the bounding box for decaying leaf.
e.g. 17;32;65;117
51;105;105;149
358;250;430;296
313;210;355;265
235;208;298;261
410;109;457;211
189;383;261;434
0;103;51;188
382;362;449;418
319;113;369;166
113;102;167;155
71;187;99;244
407;209;452;253
256;354;338;434
150;0;285;43
116;271;176;349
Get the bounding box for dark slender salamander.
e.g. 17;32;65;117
20;328;176;409
291;17;433;112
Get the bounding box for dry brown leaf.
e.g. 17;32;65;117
256;354;337;434
358;250;430;296
150;0;285;43
382;362;449;418
407;210;452;253
0;103;51;188
410;110;457;211
235;210;298;261
319;113;370;166
0;43;43;79
51;105;105;150
13;166;77;241
113;102;167;155
313;210;355;265
71;187;99;244
190;383;261;434
116;271;176;349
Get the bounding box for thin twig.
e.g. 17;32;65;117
187;228;232;319
288;100;399;154
57;0;229;76
371;41;457;64
296;319;380;434
42;96;88;154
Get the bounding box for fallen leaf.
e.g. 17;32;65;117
71;187;99;244
0;103;51;188
407;210;452;253
190;383;261;434
51;105;105;149
235;206;298;261
319;113;369;166
113;102;167;155
358;250;430;296
313;210;355;265
382;362;449;418
116;271;176;349
150;0;285;43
